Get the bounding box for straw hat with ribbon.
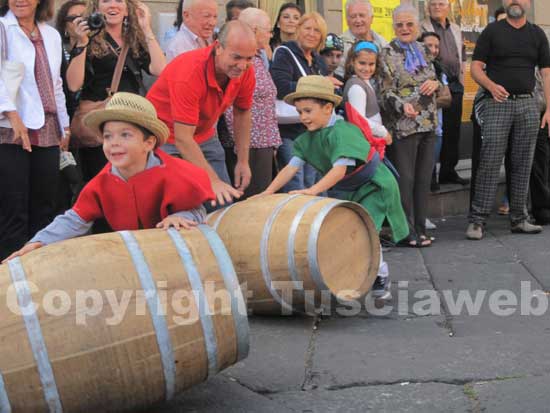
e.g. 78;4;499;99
284;75;342;107
84;92;170;147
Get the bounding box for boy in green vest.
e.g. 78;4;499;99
259;76;409;301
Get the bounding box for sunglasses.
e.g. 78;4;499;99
65;15;82;22
395;21;415;29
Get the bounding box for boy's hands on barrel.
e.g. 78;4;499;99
2;242;43;263
157;216;198;230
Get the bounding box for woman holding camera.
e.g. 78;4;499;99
67;0;166;181
0;0;71;260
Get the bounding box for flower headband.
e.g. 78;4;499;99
354;41;379;54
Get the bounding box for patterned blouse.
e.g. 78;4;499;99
223;54;282;149
379;40;438;139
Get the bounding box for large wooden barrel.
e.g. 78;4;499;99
0;225;248;412
207;194;380;315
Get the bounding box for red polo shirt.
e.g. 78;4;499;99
146;45;256;144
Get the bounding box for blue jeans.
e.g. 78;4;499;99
277;138;320;192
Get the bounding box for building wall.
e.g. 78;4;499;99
322;0;343;34
534;0;550;38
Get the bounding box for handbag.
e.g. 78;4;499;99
0;20;25;113
273;46;307;125
70;43;129;147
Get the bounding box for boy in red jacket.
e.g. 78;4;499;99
3;93;214;262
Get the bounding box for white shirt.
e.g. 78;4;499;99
165;23;211;62
0;11;69;131
347;83;388;138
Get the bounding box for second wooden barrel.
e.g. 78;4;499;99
208;194;380;314
0;225;248;412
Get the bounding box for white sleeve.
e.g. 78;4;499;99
347;84;388;138
347;85;367;118
288;156;306;168
333;157;357;167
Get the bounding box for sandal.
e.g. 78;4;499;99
418;235;433;246
396;235;432;248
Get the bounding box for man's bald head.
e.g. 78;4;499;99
215;21;258;79
218;20;257;49
182;0;218;41
182;0;217;12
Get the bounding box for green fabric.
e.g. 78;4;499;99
292;120;409;242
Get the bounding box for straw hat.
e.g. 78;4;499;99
84;92;170;147
284;75;342;106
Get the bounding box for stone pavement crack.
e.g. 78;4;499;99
419;249;456;337
223;373;278;396
301;314;321;391
322;374;536;391
488;228;549;292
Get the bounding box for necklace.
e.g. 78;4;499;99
21;23;38;39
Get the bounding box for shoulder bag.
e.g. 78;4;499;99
273;46;307;125
70;43;129;147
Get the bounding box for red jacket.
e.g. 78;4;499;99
73;150;214;230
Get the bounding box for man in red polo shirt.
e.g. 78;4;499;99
147;21;257;207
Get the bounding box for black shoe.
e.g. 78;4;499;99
372;277;391;300
439;173;470;186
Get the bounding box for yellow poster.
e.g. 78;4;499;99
342;0;400;42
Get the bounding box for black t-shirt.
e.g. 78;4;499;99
80;33;151;102
472;19;550;94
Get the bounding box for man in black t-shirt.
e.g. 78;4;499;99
466;0;550;240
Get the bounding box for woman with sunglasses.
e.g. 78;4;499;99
379;4;440;248
53;1;88;213
55;0;87;120
66;0;166;183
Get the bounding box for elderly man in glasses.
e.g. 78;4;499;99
337;0;387;77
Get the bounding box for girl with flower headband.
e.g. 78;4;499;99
343;41;393;146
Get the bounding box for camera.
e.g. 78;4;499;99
87;12;105;31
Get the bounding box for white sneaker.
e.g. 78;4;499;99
425;218;437;230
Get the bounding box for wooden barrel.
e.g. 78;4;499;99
0;225;248;412
207;194;380;315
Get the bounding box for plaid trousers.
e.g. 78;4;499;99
469;96;540;224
